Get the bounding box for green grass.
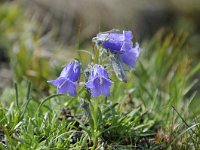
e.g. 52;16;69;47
1;2;200;150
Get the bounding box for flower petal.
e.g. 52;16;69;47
85;79;95;89
59;60;81;82
86;77;112;98
96;30;134;54
92;65;109;78
47;77;66;87
97;32;124;42
97;32;124;53
120;43;140;68
123;31;133;41
102;40;123;53
48;77;78;96
57;79;78;96
121;41;133;51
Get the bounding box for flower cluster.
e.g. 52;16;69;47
48;30;140;98
96;30;140;68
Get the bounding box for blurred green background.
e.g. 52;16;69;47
0;1;200;149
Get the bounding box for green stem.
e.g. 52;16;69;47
14;82;19;111
92;135;98;150
89;99;99;149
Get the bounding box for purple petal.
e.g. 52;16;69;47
48;77;78;96
97;32;124;53
85;79;94;89
121;41;133;51
97;32;124;42
47;77;66;87
120;43;140;68
59;60;81;82
96;31;133;54
102;40;123;53
60;64;71;78
86;77;112;98
92;65;109;78
123;31;133;41
57;79;77;96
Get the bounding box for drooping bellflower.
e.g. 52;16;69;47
96;30;140;68
120;42;140;68
86;65;112;98
96;31;133;54
47;60;81;96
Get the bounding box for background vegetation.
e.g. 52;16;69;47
0;1;200;149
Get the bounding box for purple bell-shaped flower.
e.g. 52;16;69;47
48;60;81;96
86;65;112;98
96;30;140;68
